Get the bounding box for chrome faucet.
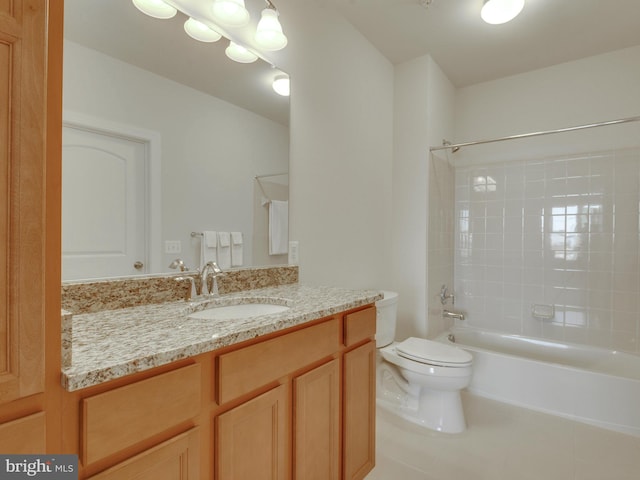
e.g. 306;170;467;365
200;261;223;296
168;258;188;272
443;309;465;321
175;276;197;301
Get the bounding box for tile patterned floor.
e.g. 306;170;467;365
366;392;640;480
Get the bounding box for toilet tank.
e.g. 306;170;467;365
376;291;398;348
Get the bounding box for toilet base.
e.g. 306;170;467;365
377;360;467;434
377;389;467;434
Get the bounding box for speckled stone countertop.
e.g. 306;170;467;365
62;284;382;392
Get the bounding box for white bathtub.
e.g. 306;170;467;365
435;327;640;437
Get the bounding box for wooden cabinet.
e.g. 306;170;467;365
343;342;376;480
87;428;200;480
217;384;289;480
294;359;341;480
217;319;340;404
62;308;377;479
0;413;46;454
0;0;63;455
215;307;376;480
81;364;201;465
0;0;46;407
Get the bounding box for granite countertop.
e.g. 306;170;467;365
62;284;382;391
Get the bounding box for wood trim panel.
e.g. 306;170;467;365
0;411;46;453
343;307;376;347
293;359;340;480
44;0;65;453
217;318;339;404
88;428;200;480
82;364;201;465
343;341;376;480
216;384;289;480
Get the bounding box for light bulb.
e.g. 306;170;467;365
225;41;258;63
481;0;525;25
255;8;288;51
184;18;222;42
131;0;177;19
272;75;290;97
211;0;250;28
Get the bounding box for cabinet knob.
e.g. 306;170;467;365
133;261;144;270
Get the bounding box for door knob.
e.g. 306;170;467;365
133;261;144;270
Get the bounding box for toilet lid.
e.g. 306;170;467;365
395;337;472;367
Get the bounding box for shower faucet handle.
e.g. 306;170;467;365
440;284;455;305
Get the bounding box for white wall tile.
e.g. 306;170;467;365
450;148;640;352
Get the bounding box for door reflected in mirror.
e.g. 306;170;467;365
62;0;290;281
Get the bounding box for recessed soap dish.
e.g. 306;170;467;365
531;304;555;320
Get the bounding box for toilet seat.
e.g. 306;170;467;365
395;337;472;368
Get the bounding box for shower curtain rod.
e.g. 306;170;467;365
429;115;640;152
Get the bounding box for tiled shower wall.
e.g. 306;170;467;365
453;148;640;353
427;155;455;337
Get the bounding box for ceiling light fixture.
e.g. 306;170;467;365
132;0;177;19
272;74;290;96
184;18;222;42
255;2;288;51
481;0;525;25
211;0;251;27
131;0;289;65
225;41;259;63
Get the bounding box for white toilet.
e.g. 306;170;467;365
375;291;473;433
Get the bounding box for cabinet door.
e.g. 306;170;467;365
343;342;375;480
217;384;289;480
0;0;46;407
293;359;340;480
88;428;199;480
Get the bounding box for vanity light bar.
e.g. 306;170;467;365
130;0;287;65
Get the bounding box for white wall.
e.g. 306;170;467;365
455;45;640;164
274;0;395;290
425;58;457;338
392;55;455;340
63;40;289;273
451;45;640;351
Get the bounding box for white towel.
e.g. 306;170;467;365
231;232;243;267
201;231;217;267
269;200;289;255
217;231;231;269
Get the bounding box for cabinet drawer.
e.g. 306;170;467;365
0;412;46;453
88;428;200;480
82;364;201;465
217;318;339;404
344;307;376;347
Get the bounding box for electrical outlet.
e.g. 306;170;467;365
165;240;181;254
288;240;299;265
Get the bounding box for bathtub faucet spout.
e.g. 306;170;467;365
443;309;465;321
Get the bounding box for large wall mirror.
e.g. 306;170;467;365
62;0;290;281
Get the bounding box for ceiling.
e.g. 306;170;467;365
64;0;640;121
323;0;640;87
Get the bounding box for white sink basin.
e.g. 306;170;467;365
188;303;290;321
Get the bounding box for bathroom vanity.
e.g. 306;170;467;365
60;281;380;480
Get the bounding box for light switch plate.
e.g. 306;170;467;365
165;240;181;254
288;240;299;265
